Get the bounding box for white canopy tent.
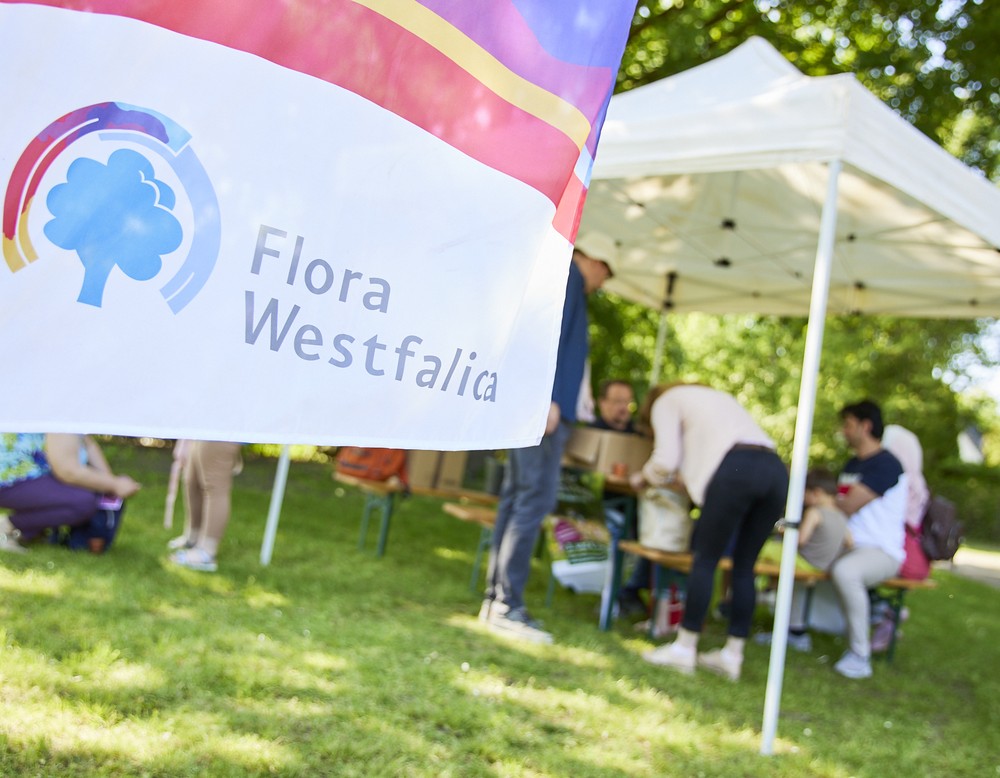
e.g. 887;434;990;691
578;36;1000;754
586;36;1000;317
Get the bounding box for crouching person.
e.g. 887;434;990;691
0;433;140;552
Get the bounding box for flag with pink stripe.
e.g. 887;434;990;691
0;1;634;447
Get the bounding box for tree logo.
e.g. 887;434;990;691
2;102;220;312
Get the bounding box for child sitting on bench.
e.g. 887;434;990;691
756;468;853;652
799;468;853;571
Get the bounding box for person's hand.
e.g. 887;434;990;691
629;471;647;492
112;475;141;499
545;402;561;436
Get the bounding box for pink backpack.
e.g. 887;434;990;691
898;524;930;580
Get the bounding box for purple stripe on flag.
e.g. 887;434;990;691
417;0;622;122
511;0;637;69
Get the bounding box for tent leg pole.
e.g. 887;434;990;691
260;444;291;567
760;159;841;756
650;311;669;385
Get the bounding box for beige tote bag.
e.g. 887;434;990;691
638;487;693;552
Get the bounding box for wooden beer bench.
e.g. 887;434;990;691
442;502;498;591
603;539;936;662
334;471;497;557
441;504;611;601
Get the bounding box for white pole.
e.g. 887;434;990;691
649;272;678;386
259;444;291;566
760;159;842;755
649;310;669;385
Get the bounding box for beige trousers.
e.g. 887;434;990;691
184;441;242;556
829;545;899;658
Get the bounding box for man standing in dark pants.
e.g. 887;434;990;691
480;236;612;644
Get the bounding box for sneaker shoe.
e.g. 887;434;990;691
167;535;194;550
1;515;27;554
486;604;553;645
834;650;872;679
753;630;812;652
698;648;742;681
871;616;896;654
642;641;696;675
0;529;27;554
170;547;218;572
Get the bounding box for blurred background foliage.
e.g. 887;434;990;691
622;0;999;180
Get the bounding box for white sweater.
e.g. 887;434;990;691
642;385;774;505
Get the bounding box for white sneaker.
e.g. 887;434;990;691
170;547;218;572
698;649;742;681
834;650;872;679
167;535;194;550
642;641;696;675
0;515;27;554
486;604;553;645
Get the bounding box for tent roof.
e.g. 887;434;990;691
582;37;1000;318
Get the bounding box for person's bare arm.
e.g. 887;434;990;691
798;506;821;546
630;466;686;501
45;434;141;498
836;482;878;517
81;435;111;474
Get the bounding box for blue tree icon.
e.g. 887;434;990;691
45;148;183;307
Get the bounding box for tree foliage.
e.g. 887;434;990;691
589;305;980;458
621;0;1000;179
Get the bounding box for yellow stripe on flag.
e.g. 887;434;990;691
352;0;592;149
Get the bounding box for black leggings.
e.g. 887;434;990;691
681;449;789;638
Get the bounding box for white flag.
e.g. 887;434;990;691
0;0;634;447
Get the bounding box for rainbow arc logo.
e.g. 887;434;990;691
2;102;220;312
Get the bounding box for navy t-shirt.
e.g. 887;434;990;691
840;449;903;496
838;448;907;561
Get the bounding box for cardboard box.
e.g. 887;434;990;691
563;428;652;478
407;450;469;491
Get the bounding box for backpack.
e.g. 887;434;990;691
919;495;963;562
335;447;408;484
898;524;931;580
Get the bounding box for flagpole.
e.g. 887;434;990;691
260;444;291;566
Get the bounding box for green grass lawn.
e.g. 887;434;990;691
1;444;998;777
